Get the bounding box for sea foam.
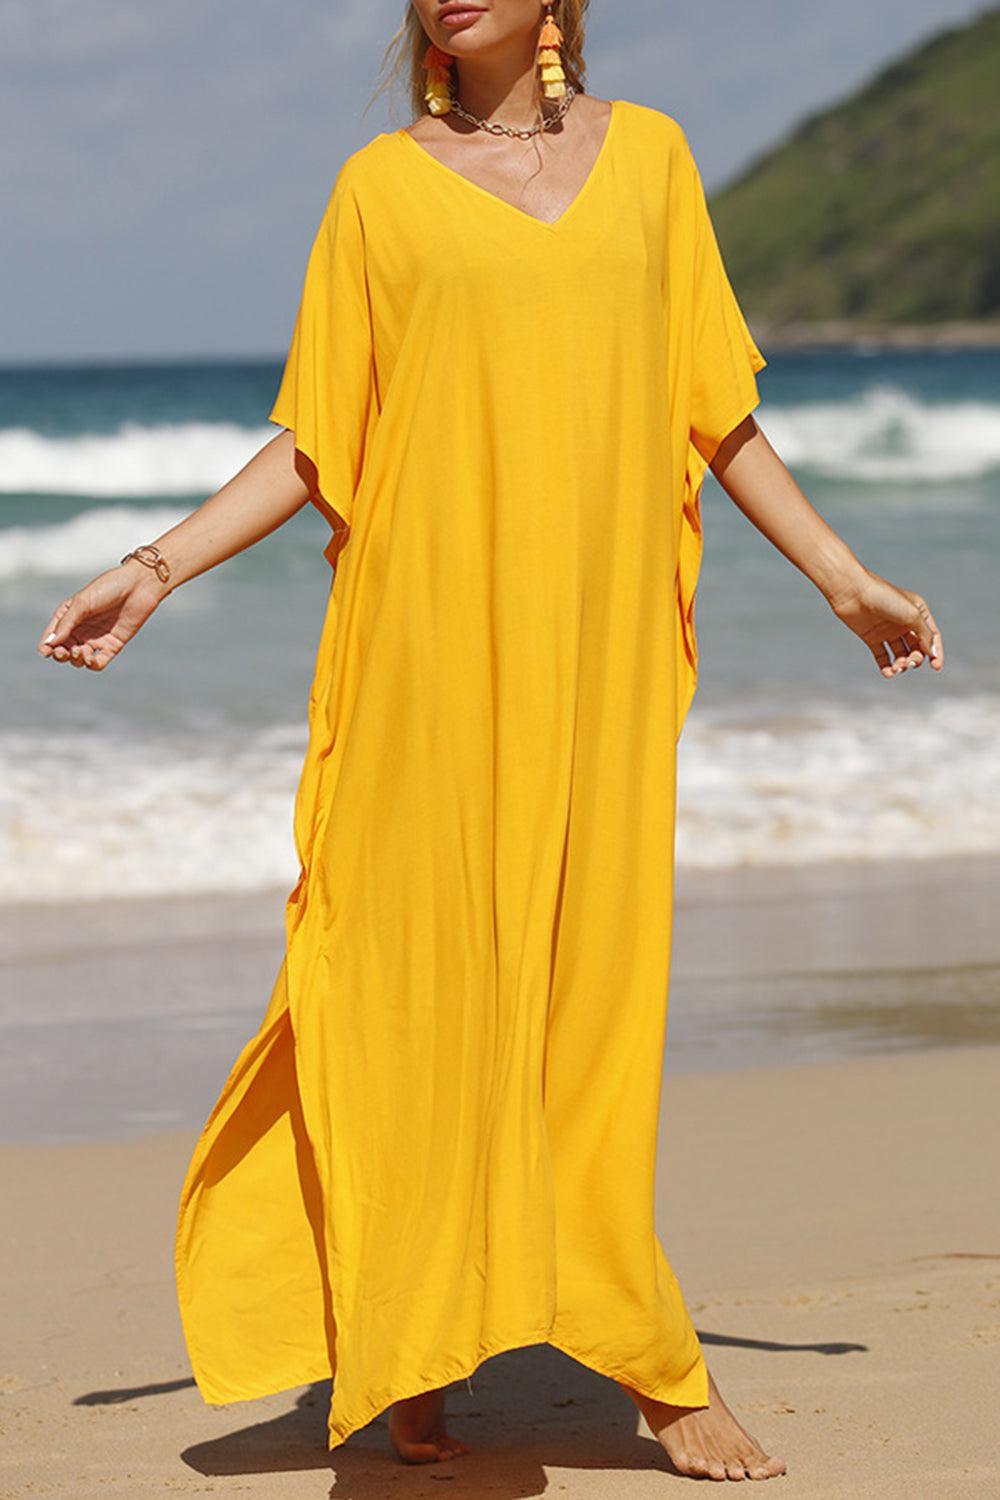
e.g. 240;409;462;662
0;420;274;496
759;385;1000;482
2;693;999;902
0;505;193;579
1;385;1000;503
676;692;1000;867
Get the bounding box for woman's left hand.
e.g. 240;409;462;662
827;567;943;677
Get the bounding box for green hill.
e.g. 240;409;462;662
709;7;1000;326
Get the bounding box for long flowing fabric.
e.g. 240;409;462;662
175;99;766;1450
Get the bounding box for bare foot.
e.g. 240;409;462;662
620;1366;787;1481
387;1385;471;1464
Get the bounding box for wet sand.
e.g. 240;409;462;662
3;852;999;1142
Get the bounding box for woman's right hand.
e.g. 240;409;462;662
37;560;168;671
35;432;321;672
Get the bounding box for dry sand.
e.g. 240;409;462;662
2;1040;997;1499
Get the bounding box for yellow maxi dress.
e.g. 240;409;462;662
175;97;766;1451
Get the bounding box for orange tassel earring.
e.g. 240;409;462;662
537;3;567;100
423;42;454;115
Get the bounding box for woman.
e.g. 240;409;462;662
37;0;942;1483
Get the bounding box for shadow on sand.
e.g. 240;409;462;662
71;1330;867;1493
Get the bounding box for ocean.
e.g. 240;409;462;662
2;349;998;905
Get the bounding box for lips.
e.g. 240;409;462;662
439;5;486;25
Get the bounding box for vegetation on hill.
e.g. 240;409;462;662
709;7;1000;325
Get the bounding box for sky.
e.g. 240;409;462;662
2;0;992;362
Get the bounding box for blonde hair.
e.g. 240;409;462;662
365;1;590;128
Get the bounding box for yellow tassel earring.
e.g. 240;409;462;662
423;42;454;115
537;3;567;100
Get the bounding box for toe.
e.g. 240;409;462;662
393;1437;444;1464
671;1450;696;1477
747;1459;775;1480
706;1443;734;1481
742;1437;786;1480
726;1458;748;1480
428;1423;469;1458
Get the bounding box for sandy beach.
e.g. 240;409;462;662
2;855;998;1497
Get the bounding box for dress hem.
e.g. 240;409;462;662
328;1332;710;1446
546;1333;710;1413
182;1325;710;1448
326;1325;557;1448
326;1327;710;1449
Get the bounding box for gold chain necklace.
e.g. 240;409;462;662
446;83;577;140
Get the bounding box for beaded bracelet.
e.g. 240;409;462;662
120;543;171;584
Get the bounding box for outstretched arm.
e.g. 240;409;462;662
709;415;944;678
37;429;319;672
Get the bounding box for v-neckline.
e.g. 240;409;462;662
395;98;620;233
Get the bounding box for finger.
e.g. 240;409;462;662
47;599;89;652
70;642;95;670
893;627;929;669
870;639;894;677
907;629;926;665
911;597;943;668
891;636;914;673
38;598;75;654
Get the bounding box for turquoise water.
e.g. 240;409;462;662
2;348;998;901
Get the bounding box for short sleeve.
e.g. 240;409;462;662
669;127;767;738
268;163;377;565
686;145;766;465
